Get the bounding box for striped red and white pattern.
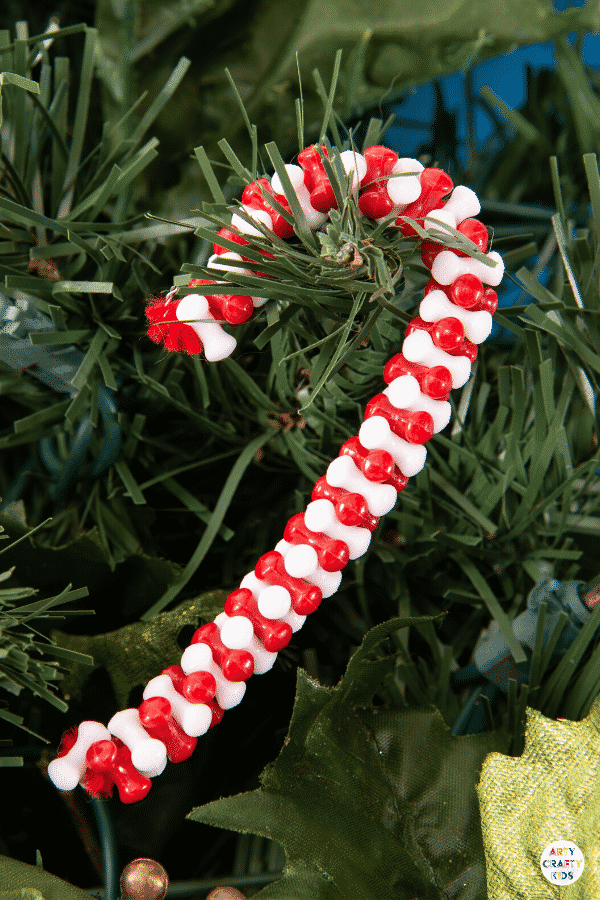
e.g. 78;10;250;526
52;148;504;803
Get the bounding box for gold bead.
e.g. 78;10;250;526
119;858;169;900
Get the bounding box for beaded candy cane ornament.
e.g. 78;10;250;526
48;144;504;803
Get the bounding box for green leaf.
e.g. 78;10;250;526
477;699;600;899
190;617;508;900
0;856;91;900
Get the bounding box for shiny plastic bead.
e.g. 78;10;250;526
383;375;452;434
365;394;434;445
48;721;112;792
212;226;249;253
303;500;371;560
420;217;489;268
241;178;294;238
162;665;223;727
284;512;349;571
382;353;452;400
396;168;454;236
326;454;397;516
424;185;481;233
359;416;427;477
297;145;337;214
176;294;237;362
107;709;167;778
191;622;254;682
425;275;499;315
406;316;465;351
358;146;400;219
431;249;504;287
138;697;197;763
311;475;380;530
224;588;293;652
272;542;342;600
402;330;471;389
405;318;477;363
270;164;328;229
214;612;277;674
339;149;368;193
85;739;152;804
180;642;246;710
143;673;213;737
188;279;254;325
254;550;322;615
338;437;409;494
418;289;492;344
387;157;424;206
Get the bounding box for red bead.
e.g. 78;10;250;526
383;353;451;400
365;394;434;445
138;697;197;764
212;227;249;255
181;671;217;704
396;168;454;236
338;437;409;494
254;550;322;615
311;476;380;531
479;288;499;315
83;739;117;799
420;218;489;268
85;739;151;804
358;145;399;219
224;588;293;653
406;316;465;351
284;512;349;571
297;145;337;213
188;279;254;325
191;622;254;682
242;178;294;239
208;700;224;728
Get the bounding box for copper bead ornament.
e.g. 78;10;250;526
206;889;247;900
119;858;169;900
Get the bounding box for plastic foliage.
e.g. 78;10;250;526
477;697;600;899
0;854;91;900
0;516;93;764
189;616;509;900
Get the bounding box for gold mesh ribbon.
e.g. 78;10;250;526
476;698;600;899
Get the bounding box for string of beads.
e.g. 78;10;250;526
48;144;504;803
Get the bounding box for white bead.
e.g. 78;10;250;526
402;329;471;389
387;158;423;206
275;539;342;599
176;294;237;362
359;417;426;478
47;721;112;792
431;250;504;287
240;569;306;628
143;674;212;737
231;208;273;236
303;501;371;560
180;643;246;710
425;185;481;233
214;612;277;674
217;614;254;649
419;289;493;344
283;543;319;578
108;709;167;777
339;149;367;192
384;375;451;434
271;165;328;230
326;455;397;516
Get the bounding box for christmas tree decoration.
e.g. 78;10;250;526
48;140;508;803
119;858;169;900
